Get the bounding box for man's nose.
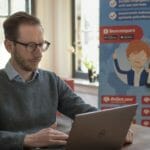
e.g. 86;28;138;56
33;46;43;57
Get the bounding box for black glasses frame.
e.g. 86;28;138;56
12;40;51;52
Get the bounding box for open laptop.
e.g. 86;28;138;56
64;104;137;150
45;104;137;150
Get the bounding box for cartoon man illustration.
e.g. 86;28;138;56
113;40;150;86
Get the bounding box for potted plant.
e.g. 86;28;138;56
83;58;97;82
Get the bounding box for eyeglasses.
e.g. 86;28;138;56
13;40;50;52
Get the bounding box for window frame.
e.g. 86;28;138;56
71;0;89;79
0;0;33;69
0;0;32;17
71;0;99;80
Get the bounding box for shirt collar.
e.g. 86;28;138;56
4;60;39;82
132;67;143;74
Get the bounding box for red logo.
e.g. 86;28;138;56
101;96;136;104
142;96;150;104
142;108;150;116
100;25;143;43
141;120;150;127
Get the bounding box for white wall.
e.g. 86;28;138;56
35;0;72;78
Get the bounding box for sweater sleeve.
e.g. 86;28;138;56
114;59;128;74
55;75;98;119
0;131;25;150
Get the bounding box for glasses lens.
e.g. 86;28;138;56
42;41;50;51
27;43;37;52
26;41;50;52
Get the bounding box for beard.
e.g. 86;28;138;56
13;50;40;72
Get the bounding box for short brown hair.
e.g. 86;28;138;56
3;11;41;41
126;40;150;58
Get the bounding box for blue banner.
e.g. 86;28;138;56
99;0;150;127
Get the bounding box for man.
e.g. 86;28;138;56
0;12;132;150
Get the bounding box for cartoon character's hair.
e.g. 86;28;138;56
126;40;150;58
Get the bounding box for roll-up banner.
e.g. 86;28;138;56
99;0;150;127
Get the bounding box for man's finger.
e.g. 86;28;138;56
125;129;133;144
48;139;67;145
50;134;69;140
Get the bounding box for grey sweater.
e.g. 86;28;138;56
0;69;97;150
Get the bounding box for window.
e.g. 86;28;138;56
72;0;99;79
0;0;32;68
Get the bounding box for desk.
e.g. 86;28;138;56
30;125;150;150
122;125;150;150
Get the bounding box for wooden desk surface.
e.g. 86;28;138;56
29;124;150;150
122;125;150;150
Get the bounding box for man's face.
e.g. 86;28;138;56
128;50;148;70
12;24;43;72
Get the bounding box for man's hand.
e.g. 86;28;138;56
124;129;133;145
24;123;68;148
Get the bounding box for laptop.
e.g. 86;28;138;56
65;104;137;150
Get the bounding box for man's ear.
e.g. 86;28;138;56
4;39;15;53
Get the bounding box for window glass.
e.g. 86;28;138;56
74;0;99;75
0;18;5;41
0;0;8;16
11;0;26;13
0;17;7;68
0;0;31;68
